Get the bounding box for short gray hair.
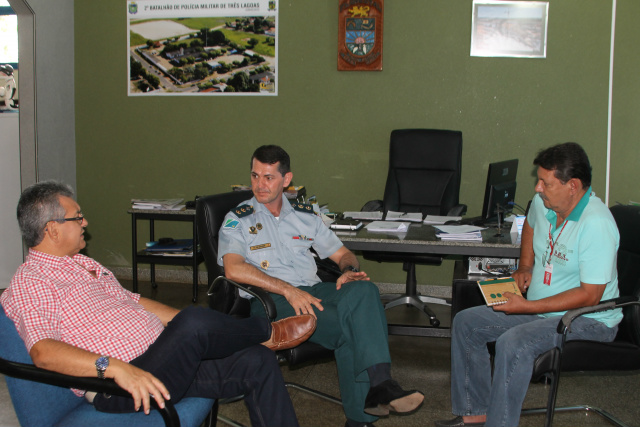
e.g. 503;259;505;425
17;181;75;248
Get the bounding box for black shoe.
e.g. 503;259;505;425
434;416;485;427
344;421;375;427
364;379;424;416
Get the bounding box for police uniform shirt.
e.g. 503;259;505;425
217;195;344;296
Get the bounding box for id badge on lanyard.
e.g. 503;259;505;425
544;220;567;286
543;263;553;285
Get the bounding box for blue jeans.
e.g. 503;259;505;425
451;305;617;427
94;306;299;427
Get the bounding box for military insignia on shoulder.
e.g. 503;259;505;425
291;202;314;214
234;204;254;218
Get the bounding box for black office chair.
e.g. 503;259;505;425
451;204;640;427
195;191;341;425
362;129;467;327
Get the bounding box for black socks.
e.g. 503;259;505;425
367;362;391;388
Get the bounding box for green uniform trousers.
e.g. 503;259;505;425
250;280;390;423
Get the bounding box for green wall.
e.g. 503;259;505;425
74;0;640;286
610;0;640;206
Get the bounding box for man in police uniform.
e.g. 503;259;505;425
218;145;424;427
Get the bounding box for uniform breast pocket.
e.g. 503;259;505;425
248;243;276;271
290;236;314;255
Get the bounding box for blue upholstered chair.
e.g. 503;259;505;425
0;306;215;427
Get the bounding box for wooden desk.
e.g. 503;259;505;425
338;223;521;337
129;208;204;302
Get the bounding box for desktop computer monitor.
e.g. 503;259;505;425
481;159;518;222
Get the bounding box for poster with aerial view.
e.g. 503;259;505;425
127;0;277;96
470;0;548;58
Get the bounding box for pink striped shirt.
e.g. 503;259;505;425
1;250;164;364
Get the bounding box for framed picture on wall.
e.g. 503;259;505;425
0;0;18;111
471;0;548;58
126;0;278;96
338;0;384;71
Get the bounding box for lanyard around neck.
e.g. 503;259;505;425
545;220;568;265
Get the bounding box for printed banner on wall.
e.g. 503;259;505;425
127;0;278;96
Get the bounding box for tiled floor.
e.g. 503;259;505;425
2;280;640;427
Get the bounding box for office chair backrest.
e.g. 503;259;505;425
383;129;463;216
196;190;253;314
610;204;640;346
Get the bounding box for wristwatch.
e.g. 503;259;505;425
95;356;109;379
342;265;359;274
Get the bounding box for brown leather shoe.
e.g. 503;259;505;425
262;314;317;351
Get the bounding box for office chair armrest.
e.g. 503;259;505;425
447;204;467;217
314;257;342;282
0;358;180;427
210;276;278;320
557;296;639;334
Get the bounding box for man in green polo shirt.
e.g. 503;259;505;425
436;142;622;427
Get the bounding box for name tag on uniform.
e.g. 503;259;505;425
250;243;271;251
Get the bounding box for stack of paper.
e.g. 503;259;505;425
284;185;306;200
343;211;383;221
423;215;462;225
385;211;423;222
365;221;410;232
433;225;484;241
131;198;185;210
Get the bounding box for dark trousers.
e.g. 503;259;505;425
94;306;299;427
251;281;390;423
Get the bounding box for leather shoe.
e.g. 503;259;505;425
364;379;424;416
434;416;485;427
344;421;375;427
262;314;316;351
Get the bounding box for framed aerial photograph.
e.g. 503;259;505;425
338;0;384;71
127;0;278;96
471;0;548;58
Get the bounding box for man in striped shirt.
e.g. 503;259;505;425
1;181;315;427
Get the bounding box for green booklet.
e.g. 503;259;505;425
477;277;522;306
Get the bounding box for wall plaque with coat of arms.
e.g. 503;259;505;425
338;0;384;71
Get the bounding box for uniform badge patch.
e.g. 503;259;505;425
250;243;272;251
260;260;270;270
224;219;240;229
249;226;257;234
234;205;254;218
291;202;315;214
256;223;263;230
293;235;314;241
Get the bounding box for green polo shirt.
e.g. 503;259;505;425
526;189;622;327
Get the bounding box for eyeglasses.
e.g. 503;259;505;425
50;214;85;225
